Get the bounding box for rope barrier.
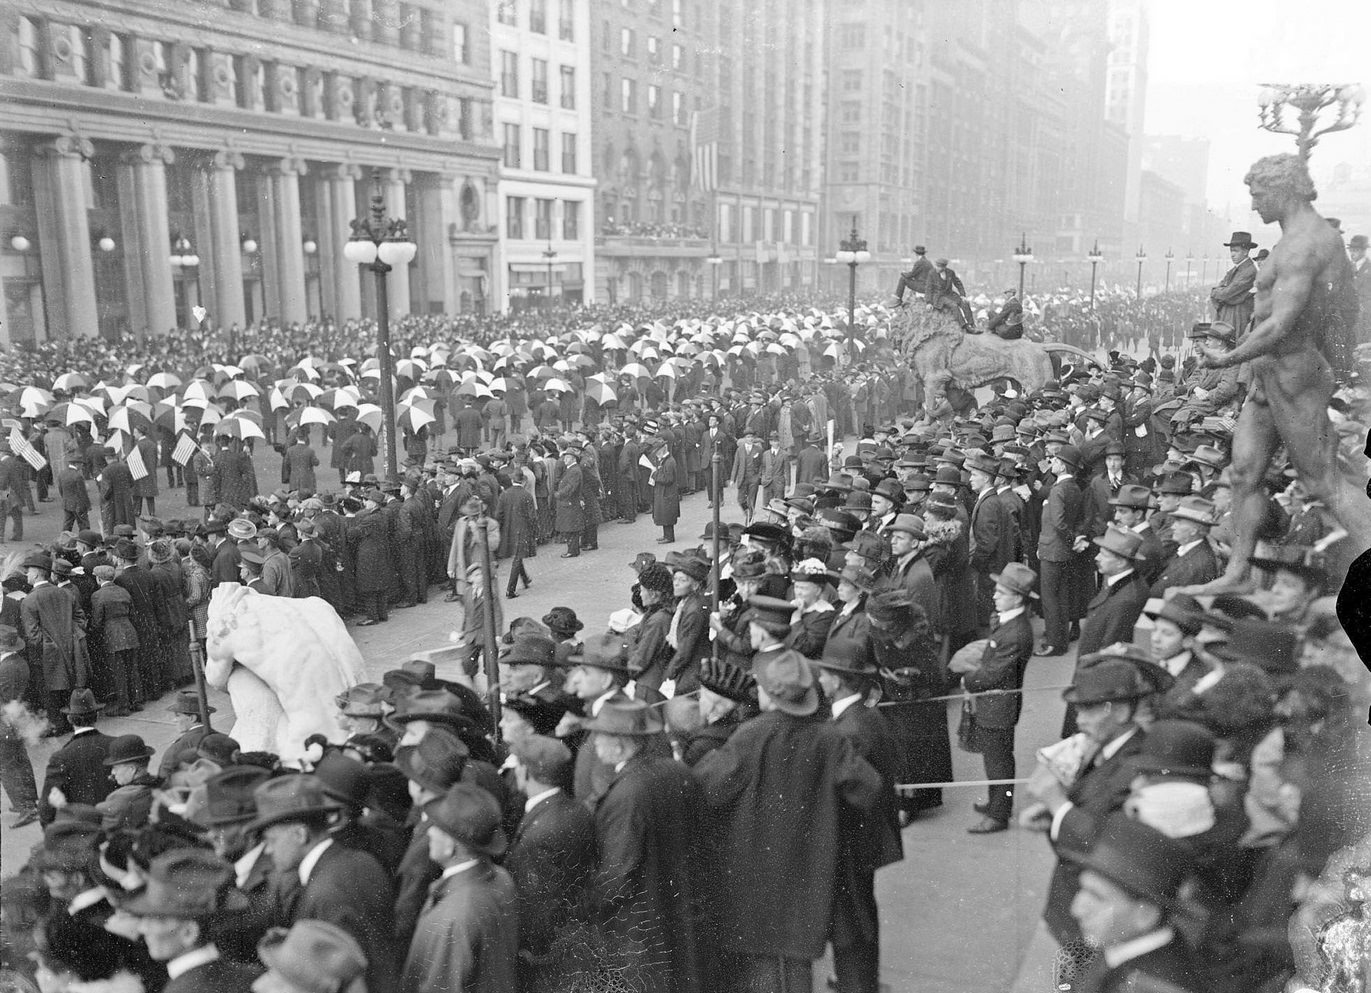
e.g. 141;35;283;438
896;777;1032;791
878;683;1074;706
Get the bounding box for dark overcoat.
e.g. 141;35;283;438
21;581;90;693
39;728;115;824
505;789;597;964
651;452;680;526
495;485;538;559
98;460;137;529
555;462;584;534
962;610;1034;728
348;507;395;593
1149;540;1219;596
401;859;519;993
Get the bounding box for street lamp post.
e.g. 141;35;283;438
1012;233;1033;299
1164;249;1174;293
1134;245;1146;299
835;220;870;356
1185;252;1194;289
1087;240;1104;310
542;242;557;314
344;167;417;480
1201;255;1210;284
705;252;723;299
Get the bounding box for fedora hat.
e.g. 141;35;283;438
20;551;51;573
61;687;103;717
1062;656;1154;705
501;634;557;668
888;513;927;538
1184;445;1225;470
1154;472;1194;496
102;734;155;767
755;649;819;717
542;606;584;634
1061;813;1195;911
424;782;508;857
170;688;215;717
1127;720;1216;780
1054;444;1082;468
312;751;370;808
385;690;482;739
335;682;389;717
579;699;665;736
246;774;342;832
395;732;470;795
836;563;879;592
872;477;904;503
560;630;634;674
1092;525;1145;561
819;509;861;538
1144;593;1205;635
38;819;101;871
257;921;368;993
124;849;249;919
194;766;272;827
990;562;1039;599
1170;495;1217;526
965;452;1000;476
698;656;757;705
1223;231;1257;249
813;634;877;677
1108;484;1155;510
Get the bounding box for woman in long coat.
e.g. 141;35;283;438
216;439;258;510
349;494;396;624
650;441;680;543
340;426;378;479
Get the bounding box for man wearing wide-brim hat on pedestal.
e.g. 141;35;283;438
38;688;115;825
1150;495;1219;596
1212;230;1258;335
1063;813;1204;993
810;634;903;993
1028;647;1156;980
694;648;882;993
125;848;259;993
246;774;397;993
581;699;706;993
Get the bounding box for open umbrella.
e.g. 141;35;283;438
18;386;54;416
107;401;154;435
146;372;182;391
454;381;493;400
654;362;677;379
543;378;571;394
395;358;427;380
45;402;96;427
397;405;436;432
282;382;323;404
619;362;651;379
354;404;383;433
52;373;89;392
400;386;430;404
238;354;271;373
218;380;261;402
319;387;361;411
214;414;265;441
585;381;617;406
290;407;336;429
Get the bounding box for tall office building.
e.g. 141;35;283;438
589;0;712;303
0;0;499;342
1104;0;1149;226
490;0;595;312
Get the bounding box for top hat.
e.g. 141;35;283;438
1223;231;1257;249
1061;813;1195;911
542;606;584;634
257;921;368;993
246;774;341;831
755;649;819;716
1127;720;1216;780
61;687;103;717
102;734;155;767
579;699;665;736
1092;525;1145;561
124;849;249;919
990;562;1039;600
698;656;758;705
1108;484;1156;510
194;766;272;827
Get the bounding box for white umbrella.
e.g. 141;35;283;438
654;362;677;379
355;403;383;433
146;372;182;390
295;407;336;428
543;378;571;394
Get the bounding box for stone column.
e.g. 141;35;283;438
317;163;362;322
382;168;411;320
191;150;247;331
117;143;177;336
31;136;98;340
264;157;308;325
412;173;455;314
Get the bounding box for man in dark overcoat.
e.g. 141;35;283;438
1036;445;1086;657
97;451;137;533
695;649;880;993
1149;496;1219;594
650;438;681;544
554;449;584;558
348;489;394;625
57;458;91;532
39;688;114;823
968;453;1017;633
20;552;90;730
495;473;537;598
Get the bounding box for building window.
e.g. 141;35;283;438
561;132;577;173
106;32;129;90
602;71;613;109
840;101;861;124
563;200;579;240
452;23;469;63
16;16;40;77
672;0;683;28
839;162;859;182
184;47;202;101
66;25;92;85
838;23;864;48
529;0;546;33
620;27;634;56
840;131;860;154
647;84;661;118
0;152;35;206
559;66;575;108
842;69;862;92
532;127;549;170
500;50;518;97
507;196;525;239
647;35;660;63
503;123;521;168
531;58;548;103
672;91;685;126
620;77;636;114
497;0;516;26
534;198;553;240
558;0;574;40
672;43;683;70
602;19;611;51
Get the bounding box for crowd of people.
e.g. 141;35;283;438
0;266;1369;993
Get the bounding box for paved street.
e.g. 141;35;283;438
0;445;1074;993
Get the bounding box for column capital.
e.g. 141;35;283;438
121;143;176;166
36;134;95;160
326;162;364;182
189;148;245;172
383;167;412;186
264;156;309;177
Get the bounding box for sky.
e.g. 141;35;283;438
1144;0;1371;232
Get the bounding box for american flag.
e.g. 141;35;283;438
127;444;148;481
690;107;720;193
9;428;45;471
172;432;200;467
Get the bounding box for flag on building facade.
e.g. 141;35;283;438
690;107;720;192
9;428;46;471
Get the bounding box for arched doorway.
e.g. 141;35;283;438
650;271;668;299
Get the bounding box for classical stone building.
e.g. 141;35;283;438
0;0;500;343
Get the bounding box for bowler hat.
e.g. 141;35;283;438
124;849;249;919
932;465;966;488
1093;525;1145;561
20;551;51;573
698;656;757;705
394;733;470;795
990;562;1039;599
246;774;342;831
1108;484;1155;510
312;751;371;809
257;921;368;993
61;687;103;717
1061;813;1195;911
755;649;819;716
542;606;584;635
1127;720;1216;780
1351;234;1369;250
579;698;665;736
509;734;573;783
195;766;272;827
103;734;155;766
